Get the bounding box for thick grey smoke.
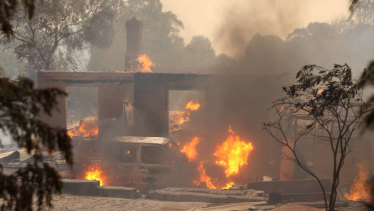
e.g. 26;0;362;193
214;0;307;57
214;0;374;76
204;0;374;181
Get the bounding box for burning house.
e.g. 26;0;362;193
37;64;280;189
37;18;286;190
37;18;373;202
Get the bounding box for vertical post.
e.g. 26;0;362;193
280;115;295;180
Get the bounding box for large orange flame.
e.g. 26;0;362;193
137;54;155;72
214;125;254;177
180;137;200;161
67;116;98;138
345;162;371;202
187;126;253;190
85;164;106;186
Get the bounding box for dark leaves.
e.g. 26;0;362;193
0;77;73;209
0;0;36;36
350;0;360;13
359;61;374;128
281;64;360;117
359;60;374;88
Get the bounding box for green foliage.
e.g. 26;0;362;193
0;77;73;210
6;0;120;71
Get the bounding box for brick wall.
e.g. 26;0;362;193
98;83;122;123
38;81;67;129
133;75;168;137
132;73;209;137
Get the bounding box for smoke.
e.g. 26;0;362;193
215;0;306;57
213;1;374;77
0;132;10;145
66;0;374;186
204;0;374;181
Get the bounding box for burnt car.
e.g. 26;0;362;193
101;136;189;190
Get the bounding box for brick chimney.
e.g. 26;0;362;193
125;18;143;70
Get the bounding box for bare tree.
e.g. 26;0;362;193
263;64;372;211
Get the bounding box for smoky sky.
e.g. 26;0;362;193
162;0;349;56
194;0;374;180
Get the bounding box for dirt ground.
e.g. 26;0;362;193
42;194;368;211
45;194;208;211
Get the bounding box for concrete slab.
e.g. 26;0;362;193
62;179;140;199
188;201;270;211
96;186;140;198
146;187;266;203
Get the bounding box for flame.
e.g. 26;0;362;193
169;101;201;133
187;126;253;190
193;162;217;189
214;125;254;177
186;101;200;111
193;161;234;189
169;111;189;132
68;116;98;138
180;137;200;161
222;182;235;189
85;164;106;186
137;54;155;72
345;162;371;202
171;111;189;125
